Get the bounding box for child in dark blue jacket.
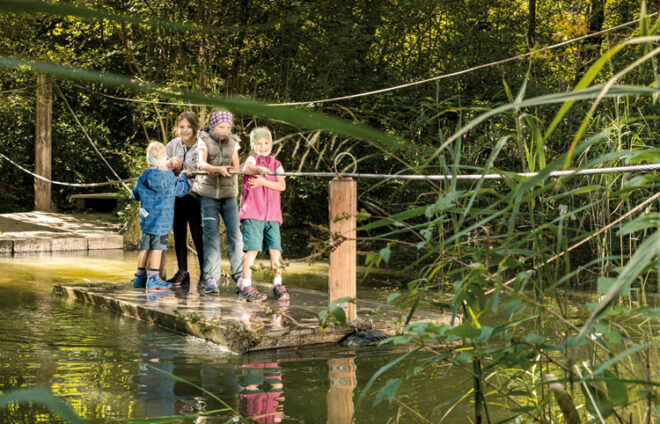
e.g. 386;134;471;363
132;141;191;290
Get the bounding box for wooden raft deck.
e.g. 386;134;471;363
53;282;457;354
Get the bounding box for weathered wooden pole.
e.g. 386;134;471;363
328;177;357;321
34;74;53;212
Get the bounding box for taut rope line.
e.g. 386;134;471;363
55;84;132;193
2;149;659;187
74;14;657;108
274;14;658;107
0;152;136;187
485;189;660;296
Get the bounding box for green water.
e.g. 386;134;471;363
0;250;479;423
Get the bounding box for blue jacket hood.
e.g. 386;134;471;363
132;168;190;236
143;167;170;192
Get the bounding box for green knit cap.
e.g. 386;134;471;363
249;127;272;151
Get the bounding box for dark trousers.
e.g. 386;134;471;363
173;195;204;273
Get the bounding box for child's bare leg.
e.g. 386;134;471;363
137;250;149;268
241;251;258;286
269;249;288;301
268;249;282;282
159;250;167;280
133;250;150;287
149;250;162;270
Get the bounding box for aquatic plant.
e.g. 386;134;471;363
353;9;660;423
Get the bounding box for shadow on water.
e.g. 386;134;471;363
0;250;482;423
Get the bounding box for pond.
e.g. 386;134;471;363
0;249;485;423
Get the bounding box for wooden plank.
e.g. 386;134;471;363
53;282;459;353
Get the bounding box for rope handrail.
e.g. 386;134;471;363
55;84;133;193
0;152;136;187
214;163;660;180
2;150;659;188
72;13;656;108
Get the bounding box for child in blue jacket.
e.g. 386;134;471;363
132;141;191;290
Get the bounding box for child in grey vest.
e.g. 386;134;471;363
193;110;244;295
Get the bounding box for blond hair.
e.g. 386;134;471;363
146;141;167;167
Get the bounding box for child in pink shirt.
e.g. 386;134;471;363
237;127;289;303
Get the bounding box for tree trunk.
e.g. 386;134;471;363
34;74;53;212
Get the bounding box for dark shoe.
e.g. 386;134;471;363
133;273;147;288
197;278;204;290
236;285;267;302
273;285;290;304
167;270;190;285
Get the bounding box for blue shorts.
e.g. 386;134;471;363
139;232;168;250
242;219;282;252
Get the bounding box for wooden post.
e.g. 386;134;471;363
328;178;357;321
34;74;53;212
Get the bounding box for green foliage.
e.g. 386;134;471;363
0;387;87;424
317;297;357;329
0;0;659;422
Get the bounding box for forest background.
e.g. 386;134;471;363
0;0;652;226
2;1;660;422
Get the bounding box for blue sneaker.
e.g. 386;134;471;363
146;275;172;290
204;278;219;294
133;273;147;288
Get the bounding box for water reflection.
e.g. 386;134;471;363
327;358;356;424
239;362;285;423
0;251;480;423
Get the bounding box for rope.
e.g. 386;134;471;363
95;91;205;107
0;152;136;187
55;84;133;192
191;162;660;180
272;14;657;107
485;189;660;296
67;14;656;109
4;148;659;186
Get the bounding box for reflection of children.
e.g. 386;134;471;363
240;362;284;424
132;141;191;290
237;127;289;303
